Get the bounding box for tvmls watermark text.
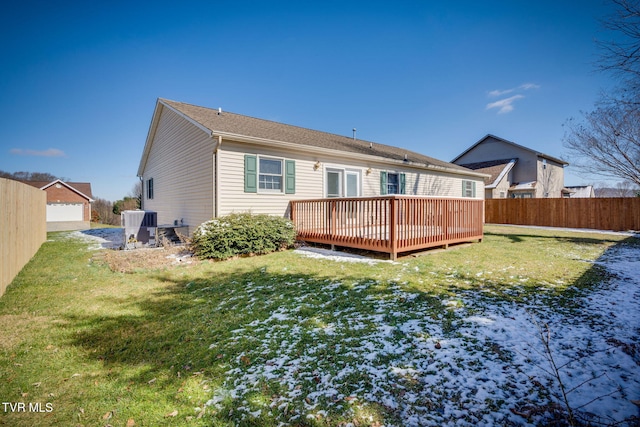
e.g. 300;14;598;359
2;402;54;413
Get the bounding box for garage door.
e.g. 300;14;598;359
47;203;83;222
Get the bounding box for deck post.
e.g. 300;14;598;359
330;199;336;240
390;196;398;260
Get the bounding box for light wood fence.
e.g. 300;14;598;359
291;196;484;259
485;198;640;232
0;178;47;297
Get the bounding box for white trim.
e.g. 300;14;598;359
486;159;517;189
40;179;94;202
138;99;215;177
159;99;212;136
257;155;285;194
323;166;362;198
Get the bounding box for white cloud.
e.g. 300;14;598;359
519;82;540;90
486;95;525;114
485;82;539;114
10;148;66;157
488;82;540;98
488;88;514;97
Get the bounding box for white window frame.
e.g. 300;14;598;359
387;172;400;195
325;167;362;198
258;156;284;193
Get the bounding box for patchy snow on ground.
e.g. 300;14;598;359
205;239;640;426
63;228;639;425
66;227;124;250
294;246;394;265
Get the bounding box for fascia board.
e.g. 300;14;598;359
137;99;214;177
212;131;490;179
41;179;94;202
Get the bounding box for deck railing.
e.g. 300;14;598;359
290;196;484;259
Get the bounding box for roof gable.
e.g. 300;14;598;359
458;158;517;188
138;98;485;178
452;134;568;166
23;179;94;201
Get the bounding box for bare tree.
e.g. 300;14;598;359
597;0;640;98
564;0;640;186
128;181;142;208
0;170;68;182
92;198;119;225
564;103;640;185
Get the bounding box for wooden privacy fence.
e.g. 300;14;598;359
290;196;484;259
485;198;640;232
0;178;47;297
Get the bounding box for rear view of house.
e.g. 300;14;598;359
137;99;487;232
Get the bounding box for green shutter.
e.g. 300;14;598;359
285;160;295;194
399;173;406;195
244;155;257;193
461;180;476;198
380;171;387;195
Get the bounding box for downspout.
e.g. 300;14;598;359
213;134;222;218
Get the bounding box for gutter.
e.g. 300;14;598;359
209;130;490;180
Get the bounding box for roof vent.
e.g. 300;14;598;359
369;142;373;149
404;154;408;162
218;107;222;115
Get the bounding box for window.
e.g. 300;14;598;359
380;171;406;195
462;180;476;198
244;155;295;194
387;173;400;194
512;192;533;199
258;157;283;191
326;168;361;198
326;170;341;198
147;178;154;199
346;172;359;197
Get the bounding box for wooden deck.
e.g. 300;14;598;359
290;196;484;260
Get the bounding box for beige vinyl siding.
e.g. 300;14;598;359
218;141;323;216
141;107;214;228
365;165;483;199
537;158;565;198
218;141;484;217
492;173;512;199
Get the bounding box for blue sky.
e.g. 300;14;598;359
0;0;619;201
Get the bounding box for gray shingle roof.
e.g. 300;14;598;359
458;158;517;186
160;99;476;174
20;180;93;199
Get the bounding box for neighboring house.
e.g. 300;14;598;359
137;98;487;231
22;180;94;231
562;185;595;198
452;134;568;199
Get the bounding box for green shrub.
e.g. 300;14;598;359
190;213;296;260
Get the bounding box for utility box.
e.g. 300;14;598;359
121;210;157;249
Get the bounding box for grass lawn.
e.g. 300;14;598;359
0;225;638;426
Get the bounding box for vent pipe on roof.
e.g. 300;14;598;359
218;107;222;115
352;128;357;140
